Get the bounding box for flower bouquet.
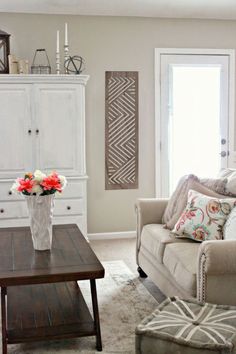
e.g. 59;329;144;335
11;170;67;251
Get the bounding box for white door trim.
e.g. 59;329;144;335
155;48;235;197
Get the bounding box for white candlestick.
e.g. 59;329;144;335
56;30;60;53
65;23;68;46
56;30;60;75
56;53;60;75
64;23;69;74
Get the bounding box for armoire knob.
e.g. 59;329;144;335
28;129;32;134
0;209;4;213
36;129;39;134
67;206;71;210
8;191;12;195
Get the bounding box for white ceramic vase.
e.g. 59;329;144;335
26;194;55;251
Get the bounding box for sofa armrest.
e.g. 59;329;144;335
135;198;168;263
197;240;236;304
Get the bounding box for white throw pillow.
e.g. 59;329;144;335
224;207;236;240
218;168;236;195
226;171;236;195
218;168;236;178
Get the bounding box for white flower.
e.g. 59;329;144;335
59;175;67;190
11;182;20;194
31;184;43;195
34;170;46;183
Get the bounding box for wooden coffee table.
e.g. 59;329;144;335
0;224;105;354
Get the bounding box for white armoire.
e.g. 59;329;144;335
0;74;89;236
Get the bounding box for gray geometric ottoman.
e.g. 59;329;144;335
136;297;236;354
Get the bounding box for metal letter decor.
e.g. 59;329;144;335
105;71;138;190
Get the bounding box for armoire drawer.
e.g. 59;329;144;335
55;180;85;199
54;199;84;216
0;182;22;201
0;201;28;219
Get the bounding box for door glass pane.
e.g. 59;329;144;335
169;66;221;194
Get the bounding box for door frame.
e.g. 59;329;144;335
155;48;235;197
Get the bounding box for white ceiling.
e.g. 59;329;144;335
1;0;236;20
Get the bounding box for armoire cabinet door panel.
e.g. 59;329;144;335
34;84;85;176
0;85;32;178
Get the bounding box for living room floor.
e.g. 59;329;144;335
90;237;166;303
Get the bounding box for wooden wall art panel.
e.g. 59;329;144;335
105;71;138;190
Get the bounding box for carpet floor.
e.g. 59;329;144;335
90;238;166;304
4;260;159;354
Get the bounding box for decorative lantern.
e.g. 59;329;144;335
0;30;10;74
31;49;51;74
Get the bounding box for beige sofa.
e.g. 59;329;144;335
135;198;236;306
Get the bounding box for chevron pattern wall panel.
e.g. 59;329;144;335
105;71;138;189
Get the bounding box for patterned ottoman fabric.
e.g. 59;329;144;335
136;297;236;354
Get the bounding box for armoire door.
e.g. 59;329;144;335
0;84;33;178
33;84;85;176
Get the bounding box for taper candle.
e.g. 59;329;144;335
57;31;60;53
65;23;68;46
56;30;59;52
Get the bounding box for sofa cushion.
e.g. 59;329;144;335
140;224;171;264
163;242;200;296
141;224;195;264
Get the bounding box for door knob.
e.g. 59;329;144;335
220;151;227;157
221;138;226;145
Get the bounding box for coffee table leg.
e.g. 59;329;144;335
90;279;102;351
1;287;7;354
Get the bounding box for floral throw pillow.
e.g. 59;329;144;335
172;189;236;242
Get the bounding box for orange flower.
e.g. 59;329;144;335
25;172;33;179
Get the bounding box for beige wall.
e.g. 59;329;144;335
0;13;236;233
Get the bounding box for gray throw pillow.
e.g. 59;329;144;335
162;174;228;230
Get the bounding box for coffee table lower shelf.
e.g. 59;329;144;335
4;281;99;349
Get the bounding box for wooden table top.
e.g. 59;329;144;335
0;224;104;286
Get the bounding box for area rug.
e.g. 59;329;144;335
4;260;158;354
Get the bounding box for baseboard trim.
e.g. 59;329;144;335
87;230;136;240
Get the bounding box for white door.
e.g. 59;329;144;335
158;52;232;197
33;84;85;176
0;84;33;178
